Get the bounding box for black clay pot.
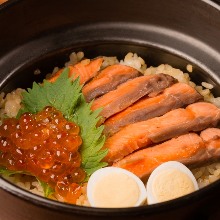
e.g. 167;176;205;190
0;0;220;219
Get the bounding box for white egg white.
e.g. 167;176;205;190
87;167;147;208
146;161;199;205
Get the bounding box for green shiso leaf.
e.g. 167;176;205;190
17;68;108;179
0;167;53;198
71;95;108;176
37;179;54;198
17;68;82;119
0;167;26;176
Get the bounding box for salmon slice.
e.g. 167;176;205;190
82;64;141;102
103;83;202;136
91;73;177;121
103;102;220;163
48;57;103;84
114;128;220;180
200;128;220;160
113;133;207;180
147;102;220;143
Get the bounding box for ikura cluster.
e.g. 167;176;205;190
0;106;86;203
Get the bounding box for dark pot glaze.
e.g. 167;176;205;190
0;0;220;219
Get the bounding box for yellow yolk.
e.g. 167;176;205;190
92;172;140;208
152;168;195;203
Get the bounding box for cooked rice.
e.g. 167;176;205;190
34;69;41;75
3;174;44;196
120;52;147;73
192;163;220;188
101;56;119;69
0;88;24;121
145;64;191;84
65;51;85;67
0;51;220;206
186;64;193;73
76;184;90;206
202;82;214;90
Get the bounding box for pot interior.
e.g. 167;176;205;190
1;40;220;204
1;42;220;96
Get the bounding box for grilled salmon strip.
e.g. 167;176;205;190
91;73;177;121
48;57;103;84
113;133;206;180
83;64;140;102
114;128;220;180
103;102;220;163
103;83;202;137
200;128;220;160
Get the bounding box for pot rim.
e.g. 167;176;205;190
1;175;220;216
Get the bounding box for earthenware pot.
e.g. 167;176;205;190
0;0;220;219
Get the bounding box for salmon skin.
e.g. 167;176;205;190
91;73;177;121
113;128;220;180
48;57;103;84
103;83;202;137
83;64;140;102
103;102;220;163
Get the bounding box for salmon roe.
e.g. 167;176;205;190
0;106;86;204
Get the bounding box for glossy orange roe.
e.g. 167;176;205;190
0;106;86;204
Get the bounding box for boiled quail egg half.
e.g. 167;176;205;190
146;161;199;205
87;167;147;208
